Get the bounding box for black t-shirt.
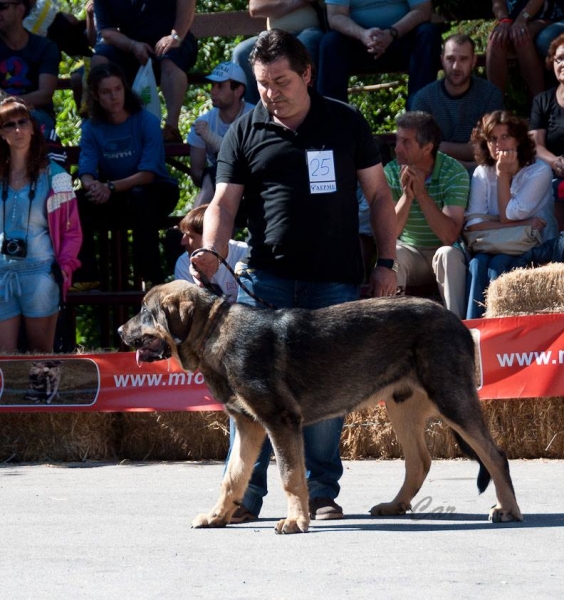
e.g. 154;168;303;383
529;88;564;156
216;90;381;284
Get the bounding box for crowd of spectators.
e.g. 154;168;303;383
3;0;564;340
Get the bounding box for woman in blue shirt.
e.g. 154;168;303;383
76;63;179;287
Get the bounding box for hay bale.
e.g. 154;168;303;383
0;413;117;462
118;411;229;461
485;263;564;317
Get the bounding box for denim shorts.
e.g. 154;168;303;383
0;263;59;320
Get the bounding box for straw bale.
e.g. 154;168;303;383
0;413;117;462
118;411;229;461
485;263;564;317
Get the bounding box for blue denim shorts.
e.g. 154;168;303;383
0;262;59;320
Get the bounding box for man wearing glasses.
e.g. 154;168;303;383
0;0;59;138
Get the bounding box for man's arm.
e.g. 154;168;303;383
155;0;196;56
190;182;244;283
249;0;311;18
357;164;398;296
403;166;467;245
189;145;207;188
326;4;374;46
20;73;57;111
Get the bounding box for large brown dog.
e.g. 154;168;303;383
119;280;523;533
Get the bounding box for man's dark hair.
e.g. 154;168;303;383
396;111;442;157
86;62;143;122
443;33;476;54
249;28;312;76
20;0;32;18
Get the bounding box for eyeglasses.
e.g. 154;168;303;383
554;56;564;65
1;117;31;132
0;2;21;10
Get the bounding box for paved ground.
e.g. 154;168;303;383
1;459;563;600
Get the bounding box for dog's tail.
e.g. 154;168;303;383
451;432;491;494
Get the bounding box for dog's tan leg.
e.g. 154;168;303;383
370;394;432;517
268;428;309;534
191;414;266;529
445;418;523;523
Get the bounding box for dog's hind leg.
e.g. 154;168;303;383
370;391;433;516
267;424;309;534
443;412;523;523
191;414;267;529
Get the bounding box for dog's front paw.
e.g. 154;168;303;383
369;501;411;516
274;517;309;534
191;512;229;529
489;504;524;523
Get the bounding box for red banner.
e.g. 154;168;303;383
1;313;564;412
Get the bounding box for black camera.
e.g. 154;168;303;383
1;237;27;258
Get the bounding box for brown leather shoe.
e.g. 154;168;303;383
309;497;344;520
230;505;257;524
162;124;182;143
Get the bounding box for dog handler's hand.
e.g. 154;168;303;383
369;266;398;297
189;249;220;287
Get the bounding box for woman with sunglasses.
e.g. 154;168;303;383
0;97;82;352
75;62;179;288
464;110;558;319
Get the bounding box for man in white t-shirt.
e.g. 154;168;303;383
187;62;255;206
174;204;247;303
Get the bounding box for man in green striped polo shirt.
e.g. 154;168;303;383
384;111;469;318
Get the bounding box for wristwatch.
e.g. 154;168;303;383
388;26;399;40
171;30;181;42
106;181;116;193
376;258;399;272
521;11;531;20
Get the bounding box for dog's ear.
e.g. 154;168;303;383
161;292;195;343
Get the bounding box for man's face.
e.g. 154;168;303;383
210;80;239;110
0;1;23;34
180;226;202;255
395;127;430;166
441;40;476;89
253;57;311;122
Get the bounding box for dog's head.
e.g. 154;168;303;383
119;280;217;370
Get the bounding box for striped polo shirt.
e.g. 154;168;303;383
384;152;469;248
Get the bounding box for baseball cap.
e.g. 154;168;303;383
206;62;247;87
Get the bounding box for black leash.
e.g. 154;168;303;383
191;247;277;309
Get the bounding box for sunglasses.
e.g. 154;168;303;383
1;117;31;132
0;2;21;10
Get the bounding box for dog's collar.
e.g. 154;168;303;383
196;299;229;355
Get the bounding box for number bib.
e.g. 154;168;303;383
307;150;337;194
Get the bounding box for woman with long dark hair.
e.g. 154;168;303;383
465;110;558;318
75;62;179;288
0;97;81;352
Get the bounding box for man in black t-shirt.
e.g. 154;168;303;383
191;29;397;524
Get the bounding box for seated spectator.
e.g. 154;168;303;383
0;97;81;353
232;0;325;104
92;0;198;143
412;33;504;171
174;204;248;304
465;110;558;319
317;0;441;109
0;0;60;139
383;112;469;318
25;0;95;57
530;33;564;189
187;62;254;207
74;63;179;289
486;0;556;99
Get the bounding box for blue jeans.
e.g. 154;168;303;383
317;23;441;109
466;253;516;319
536;22;564;56
226;266;360;516
233;27;324;105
